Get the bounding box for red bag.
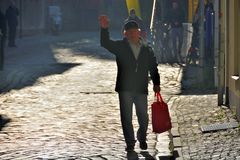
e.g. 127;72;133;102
151;92;172;133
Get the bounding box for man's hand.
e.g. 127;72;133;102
99;15;109;29
153;85;161;93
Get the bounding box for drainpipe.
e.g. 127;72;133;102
224;1;229;106
199;0;205;84
214;0;223;106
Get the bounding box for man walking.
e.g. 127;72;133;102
99;15;160;152
6;1;19;47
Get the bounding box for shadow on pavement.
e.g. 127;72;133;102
179;64;216;95
127;151;156;160
158;156;175;160
172;150;180;159
0;31;121;94
178;88;217;95
140;151;155;160
51;30;124;61
0;63;81;93
0;115;11;131
127;151;138;160
1;32;89;93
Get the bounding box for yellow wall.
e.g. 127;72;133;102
125;0;141;17
228;0;240;95
237;1;240;92
220;0;240;120
188;0;199;22
188;0;208;22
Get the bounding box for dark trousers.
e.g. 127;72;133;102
170;27;183;62
8;26;17;46
118;92;148;146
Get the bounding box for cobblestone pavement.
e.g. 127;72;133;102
170;93;240;160
168;70;240;160
2;31;238;160
0;32;181;159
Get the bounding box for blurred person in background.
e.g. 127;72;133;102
168;1;184;63
124;8;147;40
6;0;19;47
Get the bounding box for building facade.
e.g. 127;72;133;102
219;0;240;120
0;0;128;36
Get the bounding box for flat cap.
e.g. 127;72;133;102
124;20;139;31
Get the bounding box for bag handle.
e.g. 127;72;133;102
155;92;163;102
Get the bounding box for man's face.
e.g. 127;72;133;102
124;28;140;43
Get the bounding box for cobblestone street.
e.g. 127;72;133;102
0;32;181;160
0;31;239;160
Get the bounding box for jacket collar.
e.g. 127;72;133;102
123;37;148;47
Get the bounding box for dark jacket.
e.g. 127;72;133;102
6;6;19;27
100;28;160;94
169;8;184;28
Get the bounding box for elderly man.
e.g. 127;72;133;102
99;15;160;152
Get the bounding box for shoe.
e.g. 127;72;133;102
125;144;135;152
0;115;11;127
139;141;148;150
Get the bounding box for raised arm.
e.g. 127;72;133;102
99;15;119;55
